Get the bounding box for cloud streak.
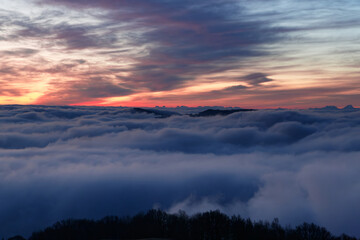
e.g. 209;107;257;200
2;0;284;102
0;0;359;106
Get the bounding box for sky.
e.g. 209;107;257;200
0;0;359;108
1;105;360;238
1;1;360;238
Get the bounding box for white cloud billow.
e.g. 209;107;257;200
0;105;360;238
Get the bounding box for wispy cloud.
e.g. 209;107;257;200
0;0;359;106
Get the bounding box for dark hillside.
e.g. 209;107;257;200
25;210;357;240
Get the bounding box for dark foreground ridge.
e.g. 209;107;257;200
13;210;357;240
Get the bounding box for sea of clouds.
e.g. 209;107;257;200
1;105;360;238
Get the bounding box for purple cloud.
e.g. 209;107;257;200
35;0;282;91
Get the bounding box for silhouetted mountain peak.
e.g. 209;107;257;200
343;105;355;110
131;108;180;117
310;105;358;111
190;108;255;117
323;106;339;110
310;105;339;111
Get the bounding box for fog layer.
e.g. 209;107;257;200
1;106;359;237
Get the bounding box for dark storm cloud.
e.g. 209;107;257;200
37;0;283;91
1;106;360;238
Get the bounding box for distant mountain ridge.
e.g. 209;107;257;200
129;108;256;118
131;108;181;118
189;108;256;117
310;105;358;111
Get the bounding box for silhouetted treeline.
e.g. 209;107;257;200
27;209;357;240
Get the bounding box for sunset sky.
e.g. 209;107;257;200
1;1;360;237
1;0;359;108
